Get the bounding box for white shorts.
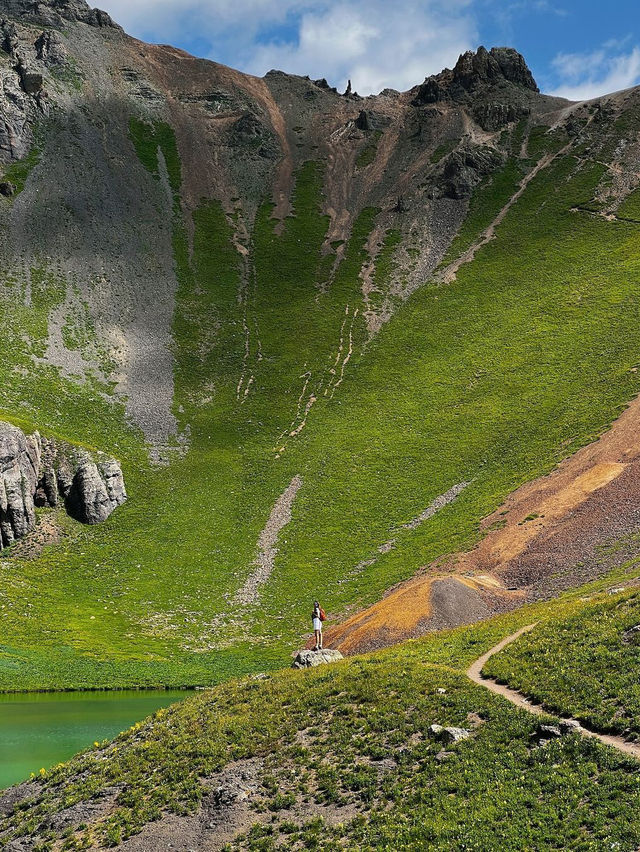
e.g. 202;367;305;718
313;617;322;631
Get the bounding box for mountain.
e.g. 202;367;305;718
5;0;640;847
1;0;640;701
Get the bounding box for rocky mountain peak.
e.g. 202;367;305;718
413;45;539;106
0;0;119;29
453;46;538;93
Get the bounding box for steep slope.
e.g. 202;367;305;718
2;0;640;691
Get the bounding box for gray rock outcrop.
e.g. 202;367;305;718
0;48;31;159
0;0;120;30
34;30;67;65
0;420;126;549
441;144;503;199
292;649;344;669
532;721;580;746
355;110;390;132
413;46;538;107
0;422;40;547
0;16;51;161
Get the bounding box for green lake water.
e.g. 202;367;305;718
0;689;190;789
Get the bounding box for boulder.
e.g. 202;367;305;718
428;724;471;743
16;63;43;95
0;180;16;196
441;727;471;744
292;649;343;669
537;724;562;739
559;719;581;735
355;109;390;132
622;624;640;644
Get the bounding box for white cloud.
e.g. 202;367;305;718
97;0;477;95
550;42;640;100
243;1;477;94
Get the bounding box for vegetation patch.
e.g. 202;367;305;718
438;157;525;266
485;585;640;735
430;138;458;164
1;145;41;196
356;130;382;169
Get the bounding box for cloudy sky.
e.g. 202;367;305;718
97;0;640;99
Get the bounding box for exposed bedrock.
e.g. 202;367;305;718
0;420;126;548
439;144;504;199
0;0;120;29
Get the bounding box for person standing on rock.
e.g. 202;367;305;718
312;600;325;651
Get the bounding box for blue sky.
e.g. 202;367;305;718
98;0;640;99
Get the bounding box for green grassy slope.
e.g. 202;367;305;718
2;105;640;691
5;559;640;850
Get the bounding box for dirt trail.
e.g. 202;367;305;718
467;625;640;760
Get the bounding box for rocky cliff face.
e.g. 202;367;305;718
1;0;118;29
0;421;126;548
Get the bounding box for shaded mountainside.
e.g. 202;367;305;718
2;0;640;696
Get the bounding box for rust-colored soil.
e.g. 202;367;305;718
325;395;640;655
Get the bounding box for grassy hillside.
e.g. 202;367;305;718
4;558;640;849
2;100;640;690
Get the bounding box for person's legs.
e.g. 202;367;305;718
313;629;320;650
319;629;323;650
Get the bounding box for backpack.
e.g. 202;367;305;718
319;607;326;622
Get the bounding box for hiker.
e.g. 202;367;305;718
312;600;326;650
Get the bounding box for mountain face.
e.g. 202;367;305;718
0;3;561;444
2;0;640;693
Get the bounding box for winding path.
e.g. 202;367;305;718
467;624;640;760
